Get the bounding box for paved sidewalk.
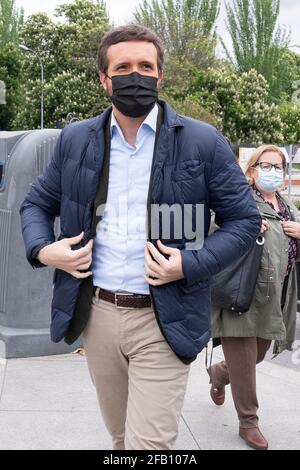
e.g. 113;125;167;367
0;339;299;450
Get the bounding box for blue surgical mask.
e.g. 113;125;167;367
256;167;284;193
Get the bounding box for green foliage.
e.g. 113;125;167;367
223;0;290;100
55;0;108;25
189;67;284;144
0;0;24;47
0;42;22;130
15;72;110;130
13;0;110;129
280;102;300;144
134;0;220;69
0;0;23;129
279;50;300;101
1;0;298;144
161;92;219;126
160;56;197;100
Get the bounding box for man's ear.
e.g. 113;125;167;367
99;72;107;90
157;70;163;88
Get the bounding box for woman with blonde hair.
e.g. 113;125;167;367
210;144;300;450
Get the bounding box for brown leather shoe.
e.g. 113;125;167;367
210;384;225;406
239;427;269;450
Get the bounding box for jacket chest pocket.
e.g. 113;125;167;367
172;161;207;204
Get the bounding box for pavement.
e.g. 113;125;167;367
0;315;299;451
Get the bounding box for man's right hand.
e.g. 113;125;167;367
37;231;93;279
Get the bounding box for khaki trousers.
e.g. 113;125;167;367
83;291;190;450
211;337;271;428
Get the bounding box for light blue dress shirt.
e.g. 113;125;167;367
92;104;158;294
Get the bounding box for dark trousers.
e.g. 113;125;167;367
211;337;271;428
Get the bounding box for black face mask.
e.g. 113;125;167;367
106;71;158;118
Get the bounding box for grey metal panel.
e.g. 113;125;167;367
0;209;12;313
0;139;7;163
36;136;58;176
0;131;29;164
0;129;78;357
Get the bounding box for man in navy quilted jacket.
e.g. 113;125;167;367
20;25;261;450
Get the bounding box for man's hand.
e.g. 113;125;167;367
261;219;269;234
281;221;300;240
37;231;93;279
144;240;184;286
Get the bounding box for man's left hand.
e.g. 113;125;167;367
144;240;184;286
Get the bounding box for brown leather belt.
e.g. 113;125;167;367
93;286;152;309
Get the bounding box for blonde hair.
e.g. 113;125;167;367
244;144;287;186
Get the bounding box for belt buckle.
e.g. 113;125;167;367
114;292;135;309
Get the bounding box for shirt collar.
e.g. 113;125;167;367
142;103;158;132
110;103;158;138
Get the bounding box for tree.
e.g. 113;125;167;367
189;67;284;144
0;42;22;130
276;49;300;103
0;0;24;129
13;0;110;129
0;0;24;47
134;0;220;69
280;103;300;144
222;0;290;101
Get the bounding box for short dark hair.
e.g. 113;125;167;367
97;24;164;74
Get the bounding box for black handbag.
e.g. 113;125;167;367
211;236;265;313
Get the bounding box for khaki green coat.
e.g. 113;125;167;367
212;190;300;355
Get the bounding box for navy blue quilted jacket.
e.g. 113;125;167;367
20;100;261;363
